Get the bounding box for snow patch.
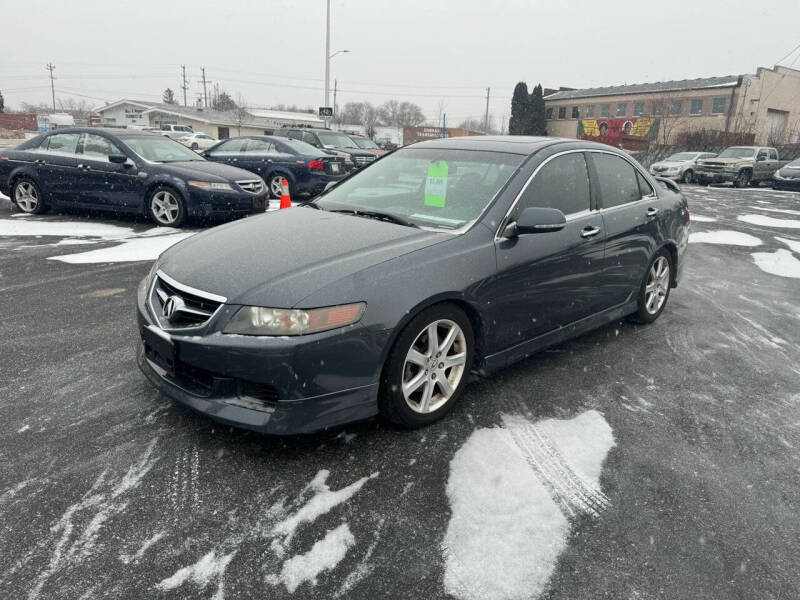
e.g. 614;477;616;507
443;410;615;600
752;249;800;279
156;550;235;600
750;206;800;217
48;233;193;263
17;424;30;433
0;219;133;239
737;214;800;229
267;523;355;593
689;230;762;246
690;214;716;222
119;531;166;564
776;236;800;253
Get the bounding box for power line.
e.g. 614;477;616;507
776;41;800;65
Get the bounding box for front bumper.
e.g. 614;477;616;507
135;279;384;435
773;177;800;190
695;170;736;183
649;170;681;180
186;188;268;217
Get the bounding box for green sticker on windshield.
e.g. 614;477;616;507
424;161;448;207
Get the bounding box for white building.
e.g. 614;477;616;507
92;99;324;139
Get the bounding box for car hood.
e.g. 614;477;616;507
158;208;448;307
154;160;260;182
778;164;800;178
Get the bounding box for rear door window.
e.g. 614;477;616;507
514;152;591;217
208;139;246;156
592;152;642;208
243;139;274;154
42;133;80;155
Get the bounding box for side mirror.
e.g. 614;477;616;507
108;154;128;165
504;207;567;237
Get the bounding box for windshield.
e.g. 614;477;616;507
314;148;525;230
354;138;379;149
719;147;755;158
279;138;325;155
123;136;205;162
786;157;800;167
318;132;359;149
665;152;697;161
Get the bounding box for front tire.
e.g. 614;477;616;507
681;169;694;184
733;170;751;188
380;303;474;428
12;177;47;214
148;186;186;227
630;249;672;324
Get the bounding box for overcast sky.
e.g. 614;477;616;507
2;0;800;127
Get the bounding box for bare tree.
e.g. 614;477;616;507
378;100;400;126
647;92;692;146
234;95;249;135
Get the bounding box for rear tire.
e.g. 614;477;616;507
268;174;291;199
148;186;186;227
380;303;474;429
12;177;47;214
191;142;199;150
630;249;672;324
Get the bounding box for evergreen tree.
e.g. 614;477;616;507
529;84;547;135
508;82;530;135
0;90;4;113
162;88;176;104
213;91;236;112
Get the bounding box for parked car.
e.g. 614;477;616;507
203;136;347;199
272;127;377;170
160;124;195;139
178;132;219;151
648;151;717;184
136;136;689;435
696;146;787;187
0;128;267;227
772;156;800;191
347;134;389;157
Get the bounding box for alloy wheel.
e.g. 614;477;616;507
644;256;670;315
14;181;39;212
270;176;285;198
402;319;467;414
151;190;180;225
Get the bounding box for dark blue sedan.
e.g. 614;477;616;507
0;128;268;227
137;136;689;435
202;136;347;200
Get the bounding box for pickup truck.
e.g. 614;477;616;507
695;146;787;188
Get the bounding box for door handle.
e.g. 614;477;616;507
646;207;659;218
77;163;84;169
581;226;601;239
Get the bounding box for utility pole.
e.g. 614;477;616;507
180;65;188;106
333;79;338;122
46;63;56;111
201;67;208;108
324;0;331;111
484;87;491;133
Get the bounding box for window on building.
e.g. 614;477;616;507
601;104;610;118
585;105;595;118
633;102;644;116
690;99;703;115
514;153;591;217
592;152;642;208
571;106;580;119
558;106;566;119
617;103;627;117
712;97;726;114
546;107;554;120
669;101;682;116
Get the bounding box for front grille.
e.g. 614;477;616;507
354;155;375;166
653;166;668;172
702;164;724;172
237;180;265;194
149;272;225;330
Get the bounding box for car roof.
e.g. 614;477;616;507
45;127;156;138
404;135;599;155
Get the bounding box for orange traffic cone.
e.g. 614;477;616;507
279;178;291;209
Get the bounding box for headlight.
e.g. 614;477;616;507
223;302;366;336
187;180;233;190
144;261;158;290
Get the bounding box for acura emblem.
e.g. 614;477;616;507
162;295;185;322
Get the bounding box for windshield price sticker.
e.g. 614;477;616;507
425;161;448;207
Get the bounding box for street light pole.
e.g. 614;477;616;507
324;0;331;110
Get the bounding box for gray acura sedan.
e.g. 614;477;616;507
136;136;689;434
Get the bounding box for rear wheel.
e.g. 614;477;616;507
148;186;185;227
191;142;199;150
733;170;751;188
268;174;291;199
380;303;474;428
630;250;672;324
12;177;46;214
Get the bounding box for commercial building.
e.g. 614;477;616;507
544;65;800;147
92;99;324;139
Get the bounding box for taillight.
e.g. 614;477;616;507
0;157;8;162
308;159;324;171
685;209;690;223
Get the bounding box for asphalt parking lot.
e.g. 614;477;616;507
1;185;799;600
